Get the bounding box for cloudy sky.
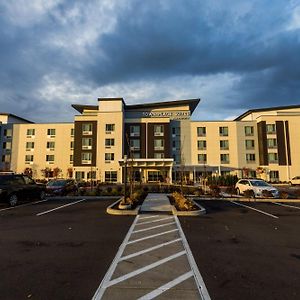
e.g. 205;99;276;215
0;0;300;122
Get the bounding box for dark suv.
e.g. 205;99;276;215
0;174;46;206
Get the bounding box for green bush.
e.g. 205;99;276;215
209;185;221;197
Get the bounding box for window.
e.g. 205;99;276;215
46;141;55;150
2;154;10;163
87;171;96;180
47;129;56;137
172;140;180;150
266;124;276;134
82;138;92;150
132;152;141;159
105;138;115;147
154;139;164;151
154;125;164;136
130;125;140;137
130;139;140;150
197;127;206;137
70;155;73;163
244;126;254;136
198;154;207;163
268;153;278;163
46;155;55;163
4;129;12;138
82;152;92;164
24;176;35;184
71;128;74;136
246;153;256;163
27;129;35;136
105;153;114;161
220;140;229;150
26;142;34;151
105;171;117;182
267;138;277;149
154;153;164;159
75;171;85;181
220;154;230;164
25;155;34;163
82;123;92;135
245;140;255;150
3;141;12;150
269;171;279;182
172;127;180;136
197;140;206;150
70;141;74;150
105;124;115;132
219;127;228;136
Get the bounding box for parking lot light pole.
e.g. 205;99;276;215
124;155;127;202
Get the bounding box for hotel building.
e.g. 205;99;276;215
1;98;299;183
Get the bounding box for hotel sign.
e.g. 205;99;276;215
142;111;191;120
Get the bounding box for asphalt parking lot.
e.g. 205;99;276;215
0;197;300;300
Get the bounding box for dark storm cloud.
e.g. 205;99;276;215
0;0;299;122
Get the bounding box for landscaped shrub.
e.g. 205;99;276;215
117;186;123;193
293;189;300;198
280;191;289;199
225;186;237;196
143;186;149;192
243;189;255;198
261;190;273;198
106;186;112;194
172;192;196;211
209;185;221;197
194;187;204;196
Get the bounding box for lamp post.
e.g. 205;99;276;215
124;155;127;202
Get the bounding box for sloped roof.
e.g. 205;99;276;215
0;113;33;123
234;104;300;121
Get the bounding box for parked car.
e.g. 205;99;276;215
235;179;279;198
289;176;300;186
0;174;46;206
46;179;78;196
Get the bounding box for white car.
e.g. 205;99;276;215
235;179;279;198
289;176;300;186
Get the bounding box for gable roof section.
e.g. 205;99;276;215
234;104;300;121
0;113;33;123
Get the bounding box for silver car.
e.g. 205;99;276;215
235;179;279;198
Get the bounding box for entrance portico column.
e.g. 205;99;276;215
168;166;172;184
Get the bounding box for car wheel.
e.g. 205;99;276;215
39;191;46;200
250;191;255;198
8;194;18;206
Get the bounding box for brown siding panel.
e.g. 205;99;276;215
285;121;292;165
73;121;97;167
276;121;287;165
148;123;154;158
257;121;268;165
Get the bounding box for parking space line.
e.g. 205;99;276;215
120;238;182;261
104;251;186;288
273;202;300;210
127;229;179;244
136;216;173;225
0;198;52;212
36;199;86;216
231;201;279;219
174;215;211;300
132;221;176;233
138;271;194;300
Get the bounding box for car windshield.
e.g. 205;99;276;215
47;180;67;187
251;180;270;187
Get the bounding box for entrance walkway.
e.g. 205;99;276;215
140;193;173;213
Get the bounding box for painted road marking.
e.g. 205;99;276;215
36;199;86;216
127;228;179;244
92;213;211;300
273;202;300;210
231;201;279;219
104;251;186;288
132;221;176;233
0;198;51;212
136;216;173;225
120;238;182;261
138;215;159;220
138;270;194;300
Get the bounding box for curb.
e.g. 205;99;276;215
192;196;300;203
172;199;206;216
106;198;140;216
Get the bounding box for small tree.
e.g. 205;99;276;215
67;167;73;178
53;167;62;179
24;167;33;177
41;167;52;180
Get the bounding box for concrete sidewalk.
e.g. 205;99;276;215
140;193;172;212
